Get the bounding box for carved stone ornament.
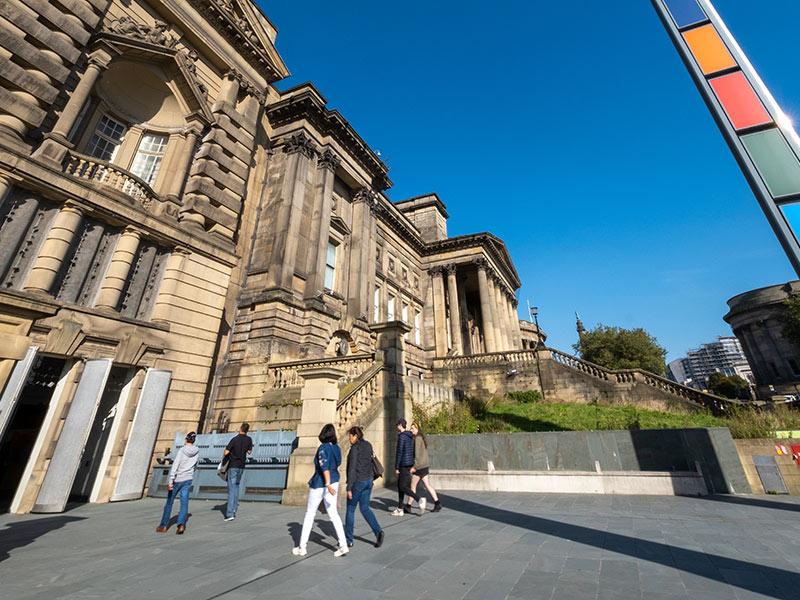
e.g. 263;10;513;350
472;256;489;271
444;263;458;276
226;68;266;104
427;265;444;277
106;17;178;48
317;149;341;172
354;187;383;216
283;132;318;159
178;49;208;98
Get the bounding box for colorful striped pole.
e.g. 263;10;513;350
652;0;800;276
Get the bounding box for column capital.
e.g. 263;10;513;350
427;265;445;277
444;263;458;276
317;148;341;172
121;225;144;237
61;200;85;215
283;132;318;159
172;245;192;257
473;256;489;271
87;49;113;70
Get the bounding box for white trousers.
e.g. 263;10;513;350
299;482;347;550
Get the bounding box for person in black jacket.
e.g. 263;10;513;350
344;426;384;548
392;418;421;516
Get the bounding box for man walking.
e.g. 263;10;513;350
392;418;421;516
156;431;199;534
223;422;253;521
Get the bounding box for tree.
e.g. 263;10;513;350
782;293;800;346
573;325;667;375
707;372;751;400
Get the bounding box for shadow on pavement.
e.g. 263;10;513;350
701;494;800;514
0;515;85;563
440;494;798;600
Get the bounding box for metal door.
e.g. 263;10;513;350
753;455;788;494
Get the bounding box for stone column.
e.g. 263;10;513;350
487;275;507;351
305;149;339;299
23;202;84;294
269;133;317;291
150;247;190;323
496;283;513;351
475;258;497;353
34;51;112;163
345;188;377;323
282;367;345;506
0;173;13;203
93;227;142;310
509;295;523;349
165;124;203;203
457;278;472;355
445;264;463;355
429;266;448;356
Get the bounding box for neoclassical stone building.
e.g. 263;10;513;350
0;0;526;512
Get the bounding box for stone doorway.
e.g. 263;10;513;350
0;356;66;513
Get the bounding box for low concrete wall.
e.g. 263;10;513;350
432;469;708;496
734;438;800;495
427;428;751;494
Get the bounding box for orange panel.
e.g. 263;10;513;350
682;24;737;75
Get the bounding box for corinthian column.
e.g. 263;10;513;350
23;202;84;294
445;264;463;355
487;275;507;351
306;149;339;299
430;266;448;356
475;258;496;353
94;227;143;310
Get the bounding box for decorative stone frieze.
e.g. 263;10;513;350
104;17;178;48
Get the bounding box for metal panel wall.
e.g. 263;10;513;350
33;358;112;513
111;369;171;502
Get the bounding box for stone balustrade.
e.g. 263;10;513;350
268;353;375;389
336;362;383;430
63;151;159;210
433;349;539;370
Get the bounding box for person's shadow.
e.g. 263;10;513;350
287;520;338;551
211;503;227;518
0;516;85;562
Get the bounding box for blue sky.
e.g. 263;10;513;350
260;0;799;361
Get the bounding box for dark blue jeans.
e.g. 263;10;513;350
227;468;244;518
345;479;382;545
159;479;192;527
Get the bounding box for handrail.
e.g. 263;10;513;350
338;361;384;408
267;353;375;389
336;362;383;430
63;150;160;209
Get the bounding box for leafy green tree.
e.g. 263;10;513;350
782;293;800;346
707;372;751;400
573;325;667;375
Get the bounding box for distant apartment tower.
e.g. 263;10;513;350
668;336;753;389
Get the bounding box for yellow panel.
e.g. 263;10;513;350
682;24;737;75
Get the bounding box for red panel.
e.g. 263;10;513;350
710;72;772;130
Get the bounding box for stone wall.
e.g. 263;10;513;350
734;438;800;495
427;428;751;494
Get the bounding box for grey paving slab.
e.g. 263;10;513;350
2;491;800;599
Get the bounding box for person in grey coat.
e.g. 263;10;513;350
156;432;199;534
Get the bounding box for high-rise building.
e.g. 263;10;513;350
668;336;753;390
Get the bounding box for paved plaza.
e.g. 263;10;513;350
2;491;800;600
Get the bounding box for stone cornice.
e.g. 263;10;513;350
185;0;288;83
267;83;391;190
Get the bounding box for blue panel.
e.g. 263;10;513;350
781;203;800;245
664;0;708;29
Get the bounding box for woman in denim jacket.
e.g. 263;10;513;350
293;423;349;557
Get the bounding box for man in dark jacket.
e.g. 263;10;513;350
392;418;420;516
223;422;253;521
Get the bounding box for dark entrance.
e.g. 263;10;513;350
70;366;131;502
0;356;66;512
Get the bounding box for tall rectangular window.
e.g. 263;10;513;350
402;302;410;340
324;241;337;290
414;310;421;345
387;295;395;321
129;134;168;186
373;287;380;321
87;115;126;162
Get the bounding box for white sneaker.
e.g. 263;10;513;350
334;546;349;557
419;498;427;513
292;546;307;556
224;516;235;522
390;508;404;516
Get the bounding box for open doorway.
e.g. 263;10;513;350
70;366;131;502
0;357;66;513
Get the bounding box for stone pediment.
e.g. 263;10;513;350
94;19;214;125
187;0;289;83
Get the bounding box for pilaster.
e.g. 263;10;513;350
429;266;448;356
93;227;143;310
23;202;84;294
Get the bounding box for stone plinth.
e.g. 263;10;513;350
281;366;345;505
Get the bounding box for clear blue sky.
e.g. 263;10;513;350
260;0;799;361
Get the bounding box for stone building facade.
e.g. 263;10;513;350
0;0;524;513
725;281;800;398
